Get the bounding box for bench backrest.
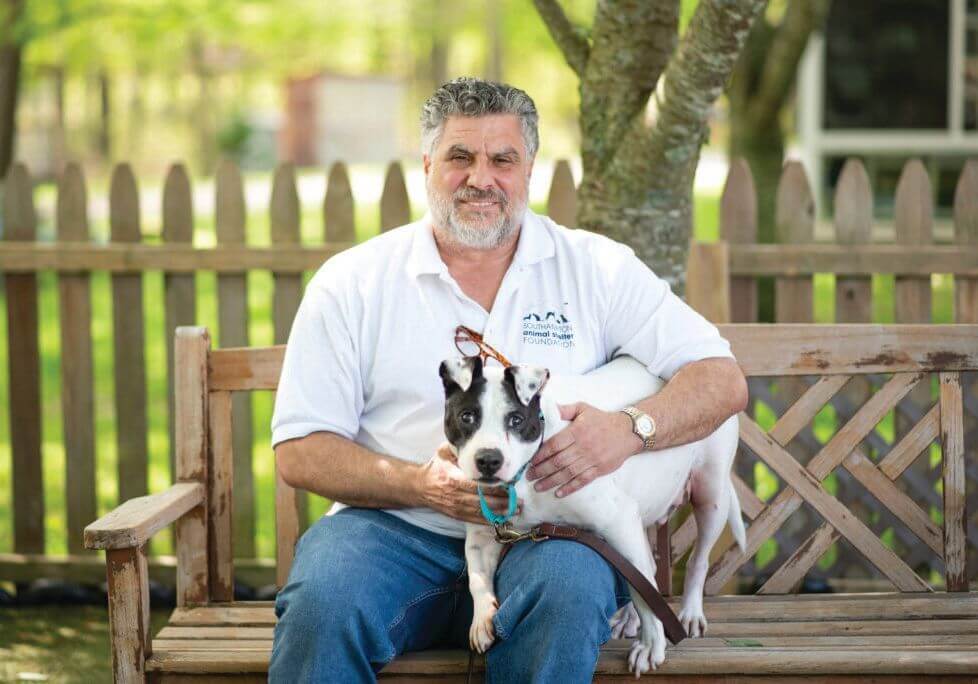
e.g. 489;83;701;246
179;324;978;601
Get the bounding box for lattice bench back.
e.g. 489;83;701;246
182;323;978;601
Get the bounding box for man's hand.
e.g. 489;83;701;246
417;444;518;525
525;403;642;498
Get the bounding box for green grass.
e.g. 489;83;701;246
0;186;959;568
0;606;171;683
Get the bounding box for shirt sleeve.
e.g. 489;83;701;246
271;270;364;447
602;246;734;380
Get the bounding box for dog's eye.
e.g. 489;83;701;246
459;410;477;425
507;413;524;429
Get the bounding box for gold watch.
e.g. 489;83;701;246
621;406;656;451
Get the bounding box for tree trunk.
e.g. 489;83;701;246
536;0;765;293
486;0;503;81
98;69;111;161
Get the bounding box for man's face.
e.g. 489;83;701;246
423;114;533;250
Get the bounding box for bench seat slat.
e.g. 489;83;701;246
166;593;978;627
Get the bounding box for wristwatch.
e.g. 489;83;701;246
621;406;656;451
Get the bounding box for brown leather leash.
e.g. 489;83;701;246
495;522;687;645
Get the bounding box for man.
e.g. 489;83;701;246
269;77;748;681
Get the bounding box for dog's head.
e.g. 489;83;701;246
439;356;550;484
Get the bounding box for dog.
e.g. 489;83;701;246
439;354;746;675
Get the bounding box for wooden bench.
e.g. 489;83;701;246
85;324;978;682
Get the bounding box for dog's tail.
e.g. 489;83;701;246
727;476;747;553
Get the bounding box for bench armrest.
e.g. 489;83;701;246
84;482;205;550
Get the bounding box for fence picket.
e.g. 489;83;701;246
270;163;307;534
831;158;874;578
721;159;758;323
380;161;410;232
546;160;577;227
109;164;148;505
56;163;97;555
216;159;255;561
163;164;197;481
894;160;935;534
324;161;355;243
3;163;44;555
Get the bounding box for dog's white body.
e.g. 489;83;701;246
450;356;746;675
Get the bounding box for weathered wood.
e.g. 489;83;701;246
707;373;925;591
720;158;758;323
739;415;931;592
546;159;577;227
207;391;234;602
774;161;814;324
110;163;149;504
84;482;204;550
206;325;978;393
953;159;978;323
686;240;730;323
0;242;353;272
216;159;255;561
3;162;44;554
174;327;210;606
106;545;151;681
833;159;873;323
324;161;355;243
940;373;967;591
726;244;978;276
274;461;300;589
164;164;197;480
722;324;978;376
56;162;97;555
769;375;851;445
380;161;410;232
270;163;308;535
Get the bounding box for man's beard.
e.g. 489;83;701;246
427;183;527;250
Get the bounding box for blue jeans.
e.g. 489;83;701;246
269;508;631;682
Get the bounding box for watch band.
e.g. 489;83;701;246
621;406;656;451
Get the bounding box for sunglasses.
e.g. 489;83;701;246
454;325;512;368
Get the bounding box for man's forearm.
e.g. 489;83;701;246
625;357;748;454
275;431;423;509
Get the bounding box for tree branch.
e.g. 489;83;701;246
619;0;765;189
532;0;590;76
747;0;829;128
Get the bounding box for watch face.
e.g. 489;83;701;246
637;416;654;435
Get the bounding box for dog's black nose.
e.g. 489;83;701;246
475;448;503;477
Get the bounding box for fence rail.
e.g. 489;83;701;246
1;155;976;590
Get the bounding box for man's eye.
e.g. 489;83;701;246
460;410;477;425
507;413;524;429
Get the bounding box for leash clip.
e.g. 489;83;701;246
493;522;549;545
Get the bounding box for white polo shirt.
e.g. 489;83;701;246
271;209;734;538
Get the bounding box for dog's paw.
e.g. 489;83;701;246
610;602;640;639
627;637;665;676
469;596;499;653
678;605;708;638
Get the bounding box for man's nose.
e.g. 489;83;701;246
475;448;503;477
466;158;495;190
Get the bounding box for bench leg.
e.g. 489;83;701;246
106;545;151;683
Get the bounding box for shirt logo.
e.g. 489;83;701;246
522;309;575;348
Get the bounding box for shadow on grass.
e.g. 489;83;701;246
0;606;170;683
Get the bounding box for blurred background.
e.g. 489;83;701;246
1;1;978;680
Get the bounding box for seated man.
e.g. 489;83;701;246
269;77;747;682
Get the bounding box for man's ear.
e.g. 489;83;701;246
439;356;483;395
423;154;431;177
504;364;549;406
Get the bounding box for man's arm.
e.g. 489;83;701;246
525;357;748;497
276;432;513;525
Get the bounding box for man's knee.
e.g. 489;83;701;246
493;539;619;642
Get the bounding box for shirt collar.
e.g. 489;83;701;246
406;208;555;279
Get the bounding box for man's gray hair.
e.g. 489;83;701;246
420;77;539;160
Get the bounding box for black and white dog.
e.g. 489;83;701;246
439;354;746;675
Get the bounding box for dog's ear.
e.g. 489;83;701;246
504;364;550;406
439;356;483;395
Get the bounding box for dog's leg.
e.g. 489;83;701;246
678;476;731;637
465;525;504;653
599;510;667;676
609;530;654;639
